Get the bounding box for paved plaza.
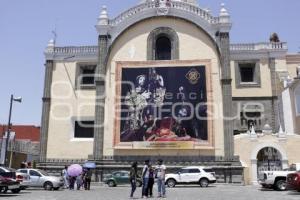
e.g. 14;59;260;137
1;184;300;200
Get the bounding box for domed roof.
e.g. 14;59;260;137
140;0;198;5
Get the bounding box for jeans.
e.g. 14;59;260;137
147;178;154;197
84;178;91;190
130;179;136;197
157;178;166;196
142;177;149;197
63;176;69;188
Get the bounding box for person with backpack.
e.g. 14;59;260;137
142;160;150;198
156;159;166;198
129;162;138;198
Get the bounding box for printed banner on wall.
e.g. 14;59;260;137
116;64;210;149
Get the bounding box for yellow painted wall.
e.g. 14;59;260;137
47;61;96;159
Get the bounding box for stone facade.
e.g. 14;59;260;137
39;0;300;184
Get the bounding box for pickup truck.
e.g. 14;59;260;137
258;163;300;191
0;171;20;193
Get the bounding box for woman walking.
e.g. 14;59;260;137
129;162;138;198
142;160;150;198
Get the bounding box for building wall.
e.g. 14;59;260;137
105;17;224;157
47;61;96;159
231;58;273;98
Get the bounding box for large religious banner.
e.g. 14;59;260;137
114;61;213;149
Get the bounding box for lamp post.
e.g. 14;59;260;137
4;95;22;167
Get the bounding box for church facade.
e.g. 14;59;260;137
39;0;300;184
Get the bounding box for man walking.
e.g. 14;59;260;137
156;159;166;198
142;160;150;198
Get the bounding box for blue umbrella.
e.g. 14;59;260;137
83;162;96;169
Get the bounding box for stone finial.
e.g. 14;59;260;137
250;124;257;139
98;5;109;25
219;3;230;23
45;39;55;54
278;124;286;139
262;123;272;135
47;39;55;47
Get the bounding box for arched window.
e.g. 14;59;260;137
155;36;171;60
147;27;179;60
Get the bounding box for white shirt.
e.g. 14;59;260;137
142;165;150;178
156;164;166;179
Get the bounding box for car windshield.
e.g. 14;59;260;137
38;170;49;176
2;167;16;172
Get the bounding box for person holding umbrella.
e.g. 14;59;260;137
83;162;96;190
67;164;83;190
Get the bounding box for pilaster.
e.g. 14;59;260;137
93;35;109;160
39;60;54;162
218;32;234;161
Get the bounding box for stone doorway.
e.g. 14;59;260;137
250;143;288;184
257;147;282;173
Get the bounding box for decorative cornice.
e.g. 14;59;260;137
96;1;231;43
230;42;288;60
44;46;98;61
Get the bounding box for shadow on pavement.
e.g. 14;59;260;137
287;191;300;195
0;194;19;197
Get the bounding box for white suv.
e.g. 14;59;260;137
165;166;216;188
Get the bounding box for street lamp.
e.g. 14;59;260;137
4;95;22;167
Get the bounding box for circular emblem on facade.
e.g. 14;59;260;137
186;68;201;84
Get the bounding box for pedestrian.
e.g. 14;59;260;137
147;164;155;198
142;160;150;198
76;174;83;190
84;169;92;190
69;176;76;190
129;161;138;198
156;159;166;198
62;165;69;189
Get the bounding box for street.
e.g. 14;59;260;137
1;184;300;200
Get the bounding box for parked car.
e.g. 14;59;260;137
165;166;216;188
0;172;20;193
103;171;142;187
287;171;300;192
0;166;30;190
258;164;300;191
17;168;64;190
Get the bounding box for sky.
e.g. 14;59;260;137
0;0;299;126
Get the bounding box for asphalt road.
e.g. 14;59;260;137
1;184;300;200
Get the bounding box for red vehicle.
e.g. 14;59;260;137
287;172;300;192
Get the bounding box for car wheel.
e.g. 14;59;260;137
166;179;176;188
136;180;142;187
275;180;287;191
11;188;21;194
44;182;54;191
199;178;209;187
107;180;116;187
0;186;8;193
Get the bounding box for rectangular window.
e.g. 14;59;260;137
239;63;255;83
81;66;96;85
76;64;97;89
235;61;261;88
74;121;94;138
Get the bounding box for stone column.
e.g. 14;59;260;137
269;58;280;132
39;60;54;162
218;32;234;160
93;35;109;160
